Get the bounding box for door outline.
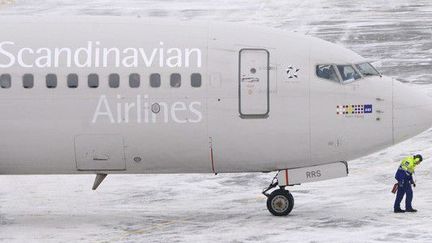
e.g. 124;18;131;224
74;134;126;171
238;48;270;118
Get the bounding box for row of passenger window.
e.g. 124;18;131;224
0;73;202;89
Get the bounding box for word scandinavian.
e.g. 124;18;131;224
0;41;202;68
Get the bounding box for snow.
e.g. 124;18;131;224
1;0;432;242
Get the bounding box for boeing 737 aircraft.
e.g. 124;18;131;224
1;16;431;216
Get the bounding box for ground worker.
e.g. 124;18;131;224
393;154;423;213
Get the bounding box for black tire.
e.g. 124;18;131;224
266;189;294;216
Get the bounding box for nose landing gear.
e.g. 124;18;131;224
263;173;294;216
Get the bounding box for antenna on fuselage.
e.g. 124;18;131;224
92;173;108;190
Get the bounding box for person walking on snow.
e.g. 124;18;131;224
394;154;423;213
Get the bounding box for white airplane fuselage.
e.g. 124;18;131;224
0;17;431;176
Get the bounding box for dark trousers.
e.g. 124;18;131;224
394;182;413;210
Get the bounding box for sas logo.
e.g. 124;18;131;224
336;104;373;115
286;65;300;79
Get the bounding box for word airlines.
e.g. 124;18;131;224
0;41;202;68
92;95;203;124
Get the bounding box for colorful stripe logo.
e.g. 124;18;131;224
337;104;373;115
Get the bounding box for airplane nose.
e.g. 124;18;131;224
393;80;432;144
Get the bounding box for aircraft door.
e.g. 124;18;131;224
239;49;270;118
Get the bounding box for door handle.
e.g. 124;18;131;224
93;153;110;161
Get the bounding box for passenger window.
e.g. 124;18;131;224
88;74;99;88
170;73;181;88
67;74;79;88
46;74;57;88
23;74;34;89
109;74;120;88
356;63;380;77
129;73;140;88
0;74;11;88
191;73;202;88
316;65;339;82
337;65;361;82
150;73;161;88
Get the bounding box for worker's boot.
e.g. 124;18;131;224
406;208;417;213
394;208;405;213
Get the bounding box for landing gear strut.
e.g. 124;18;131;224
263;173;294;216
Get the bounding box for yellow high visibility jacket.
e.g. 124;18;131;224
400;156;418;174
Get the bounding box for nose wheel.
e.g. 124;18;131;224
263;174;295;216
267;189;294;216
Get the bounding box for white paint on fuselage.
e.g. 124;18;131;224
0;16;431;175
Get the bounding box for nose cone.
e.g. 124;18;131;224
393;80;432;144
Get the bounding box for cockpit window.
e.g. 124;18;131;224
337;65;361;82
316;65;339;82
355;63;380;77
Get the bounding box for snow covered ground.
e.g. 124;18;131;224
1;0;432;242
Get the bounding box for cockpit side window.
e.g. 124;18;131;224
316;65;339;82
356;63;380;77
337;65;361;82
